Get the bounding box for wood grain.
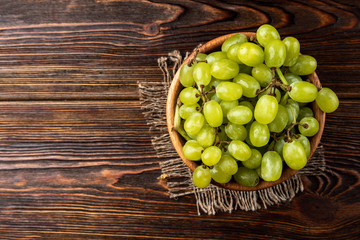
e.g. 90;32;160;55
0;0;358;239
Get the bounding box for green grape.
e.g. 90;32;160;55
217;154;238;175
201;146;222;166
316;87;339;113
289;55;317;76
217;125;228;141
264;39;287;68
182;140;204;161
233;167;259;187
216;81;243;101
245;122;254;147
179;87;200;105
238;64;253;75
249;121;270;147
211;93;222;103
226;43;242;64
196;124;216;148
180;64;195;87
203;100;223;127
205;51;227;66
203;78;222;92
274;138;286;158
220;100;238;120
228;140;252;161
254;95;278;124
299;117;319;137
184;112;205;135
256;166;261;178
210;164;232;184
233;73;260;98
239;100;255;112
257;88;281;103
193;62;212;86
261;151;283;181
238;42;264;67
283;36;300;67
256;24;280;47
179;103;200;119
292;134;311;158
227;105;253;125
242;148;262;169
284;72;302;85
252;64;272;87
193;165;211;188
284;99;300;126
211;59;239;80
297;106;314;121
289;81;318;103
196;53;207;62
268;104;289;133
221;33;248;52
225;122;247;141
283;140;307;170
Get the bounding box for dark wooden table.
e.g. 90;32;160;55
0;0;359;239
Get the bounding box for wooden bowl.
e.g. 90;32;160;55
166;32;325;191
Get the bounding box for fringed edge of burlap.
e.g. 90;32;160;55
138;50;327;215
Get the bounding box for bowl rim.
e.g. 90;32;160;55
166;32;326;191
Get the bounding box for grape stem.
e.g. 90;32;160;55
275;67;289;86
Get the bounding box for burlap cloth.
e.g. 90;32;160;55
138;50;326;215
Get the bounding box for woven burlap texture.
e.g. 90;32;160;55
138;50;326;215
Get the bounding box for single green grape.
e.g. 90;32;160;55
261;151;283;181
217;125;228;142
284;99;300;126
210;164;232;184
289;81;318;103
203;100;223;127
274;138;286;158
238;64;253;75
299;116;319;137
217;154;238;175
242;148;262;169
228;140;252;161
201;146;222;166
216;81;243;101
268;104;289;133
254;95;279;124
233;167;259;187
289;55;317;76
221;33;248;52
256;24;280;47
239;100;255;112
316;87;339;113
238;42;264;67
196;124;216;148
284;72;302;85
182;140;204;161
184;112;205;135
252;64;272;87
196;53;207;62
179;87;200;105
205;51;227;66
292;134;311;158
264;39;287;68
193;165;211;188
283;36;300;67
297;106;314;121
225;122;247;141
283;140;307;170
211;59;239;80
226;43;242;64
233;73;260;98
180;64;195;87
249;121;270;147
179;103;200;119
227;105;253;125
193;62;212;86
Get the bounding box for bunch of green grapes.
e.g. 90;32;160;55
175;24;339;189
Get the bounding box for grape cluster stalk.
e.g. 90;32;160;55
175;24;339;189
